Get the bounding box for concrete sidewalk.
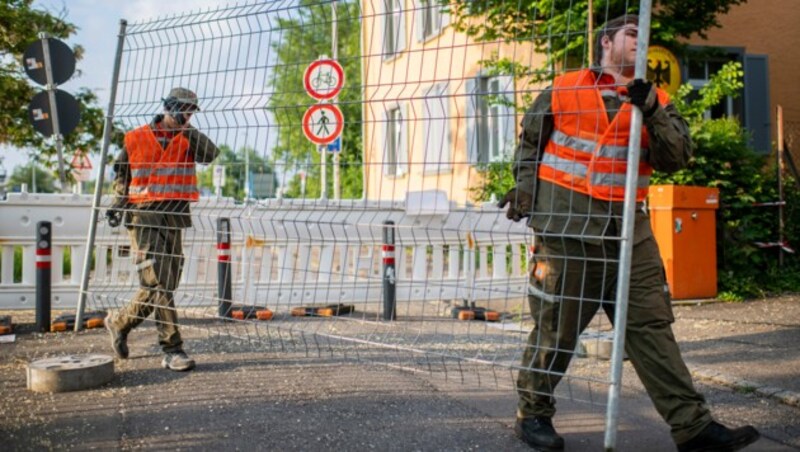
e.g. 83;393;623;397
673;296;800;407
0;297;798;451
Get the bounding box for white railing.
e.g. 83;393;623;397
0;192;531;310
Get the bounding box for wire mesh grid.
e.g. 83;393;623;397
81;0;663;413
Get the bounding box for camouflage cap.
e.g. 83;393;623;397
166;87;200;110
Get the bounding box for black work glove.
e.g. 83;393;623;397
626;79;658;116
105;208;123;228
497;188;533;222
105;200;128;228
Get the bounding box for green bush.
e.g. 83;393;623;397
470;160;514;203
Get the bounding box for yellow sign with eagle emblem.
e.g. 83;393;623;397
647;46;681;96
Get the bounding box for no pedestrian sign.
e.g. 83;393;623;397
303;59;345;100
303;104;343;145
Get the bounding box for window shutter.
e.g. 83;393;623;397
466;78;478;164
399;103;409;174
426;87;432;170
396;0;406;53
499;75;517;159
423;84;440;172
382;109;392;175
381;0;390;55
414;0;424;42
441;83;451;170
744;54;771;154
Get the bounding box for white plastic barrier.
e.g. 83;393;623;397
0;193;530;310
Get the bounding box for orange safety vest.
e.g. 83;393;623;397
124;125;199;204
538;69;670;202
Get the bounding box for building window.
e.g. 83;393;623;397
423;83;451;173
383;0;405;58
415;0;450;42
467;75;516;164
686;53;743;120
384;106;407;176
685;47;771;153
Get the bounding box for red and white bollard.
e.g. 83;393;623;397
36;221;52;332
217;218;232;318
382;220;396;321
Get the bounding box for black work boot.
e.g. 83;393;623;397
515;416;565;451
162;350;196;372
677;421;760;452
105;313;129;359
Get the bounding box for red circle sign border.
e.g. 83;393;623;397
302;103;344;145
303;59;345;100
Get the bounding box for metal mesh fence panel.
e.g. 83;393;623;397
79;1;666;447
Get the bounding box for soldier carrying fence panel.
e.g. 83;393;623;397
498;14;760;452
104;87;220;372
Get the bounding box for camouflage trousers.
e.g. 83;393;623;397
516;233;712;444
111;225;185;353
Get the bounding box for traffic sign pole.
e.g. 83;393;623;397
320;144;327;200
39;33;67;193
331;1;341;200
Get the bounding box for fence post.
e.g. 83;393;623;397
382;220;396;320
36;221;52;332
217;217;233;318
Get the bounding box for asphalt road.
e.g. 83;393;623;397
0;297;798;451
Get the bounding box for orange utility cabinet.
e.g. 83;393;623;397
648;185;720;300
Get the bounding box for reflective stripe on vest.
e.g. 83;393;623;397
130;184;200;195
550;130;648;161
125;125;199;204
153;167;196;177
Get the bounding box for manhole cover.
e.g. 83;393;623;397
27;354;114;393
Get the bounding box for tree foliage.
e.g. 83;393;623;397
267;0;362;199
447;0;747;82
196;145;277;201
0;0;106;182
7;161;56;193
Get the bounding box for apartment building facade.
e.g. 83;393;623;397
361;0;542;204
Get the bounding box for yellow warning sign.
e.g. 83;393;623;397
647;46;681;96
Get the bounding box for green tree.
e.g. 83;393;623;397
448;0;746;83
197;145;278;201
7;161;57;193
267;0;362;199
0;0;107;182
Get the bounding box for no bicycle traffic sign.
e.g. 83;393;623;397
304;58;345;100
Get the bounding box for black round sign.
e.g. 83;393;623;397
28;90;81;137
23;38;76;86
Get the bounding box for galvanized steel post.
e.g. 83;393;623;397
604;1;654;449
75;19;127;331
